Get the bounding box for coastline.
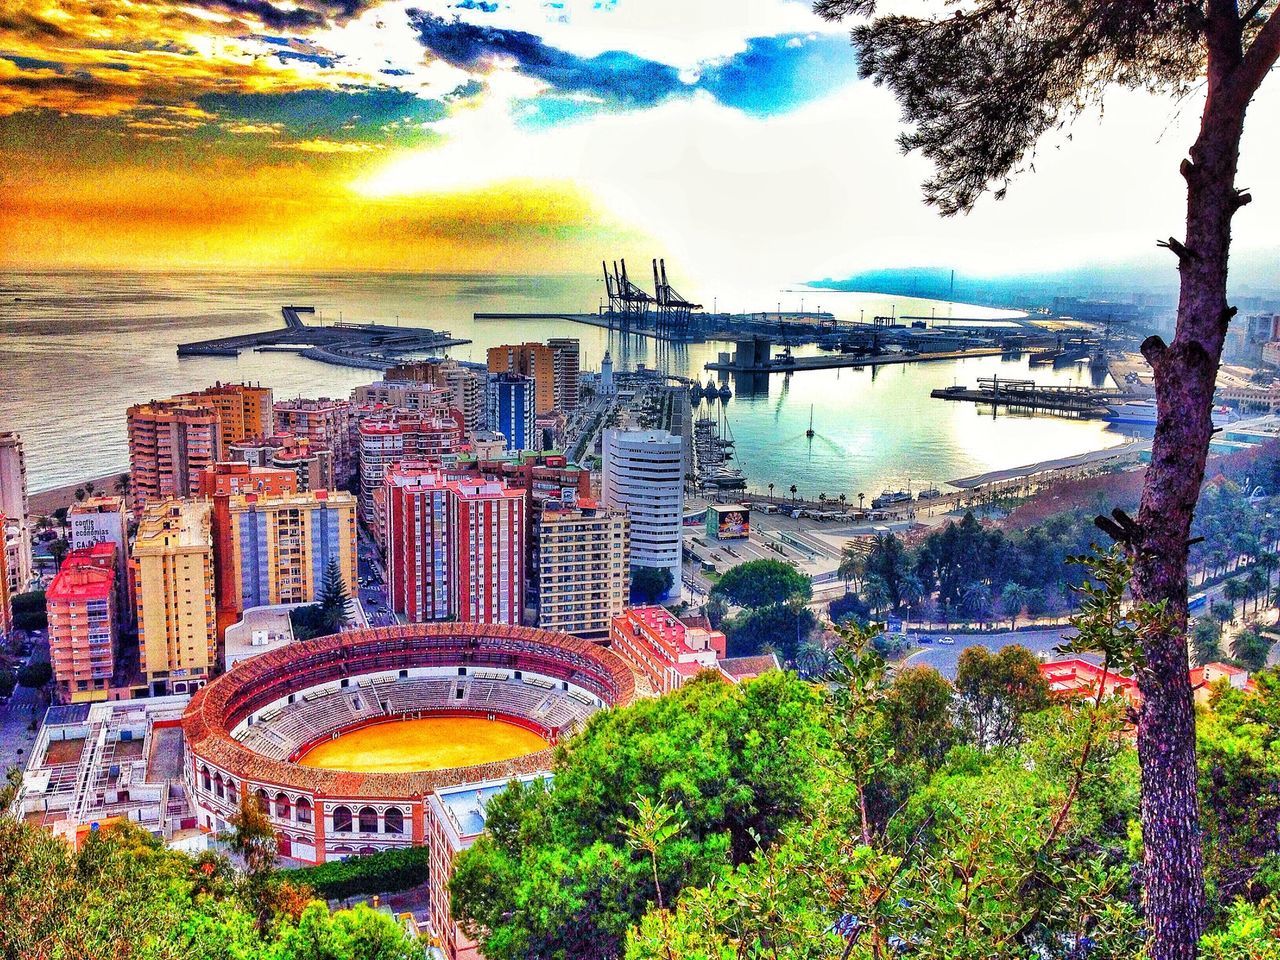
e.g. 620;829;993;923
29;472;127;517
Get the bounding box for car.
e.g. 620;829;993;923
939;636;955;645
917;635;932;644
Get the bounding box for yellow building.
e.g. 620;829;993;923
227;490;357;610
487;343;556;414
535;499;629;640
132;500;217;697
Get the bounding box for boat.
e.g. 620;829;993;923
708;468;747;489
917;486;942;501
871;489;912;509
806;405;815;438
1104;399;1234;427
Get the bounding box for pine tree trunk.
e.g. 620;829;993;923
1130;52;1247;960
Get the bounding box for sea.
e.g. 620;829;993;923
0;270;1128;498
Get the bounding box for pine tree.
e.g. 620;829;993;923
318;558;351;633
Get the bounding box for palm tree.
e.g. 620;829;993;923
863;575;890;617
961;581;993;627
1211;600;1234;641
768;482;775;503
1259;552;1279;591
838;493;847;513
900;572;925;626
1247;567;1267;615
857;492;865;510
1224;578;1250;622
789;484;798;502
114;473;131;498
837;546;864;593
1001;582;1027;631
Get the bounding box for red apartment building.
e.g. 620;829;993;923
47;543;119;703
384;464;526;626
609;605;729;695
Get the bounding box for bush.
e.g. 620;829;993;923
0;670;15;699
829;591;871;624
286;845;430;901
630;567;674;604
11;591;47;633
17;661;52;689
711;559;811;609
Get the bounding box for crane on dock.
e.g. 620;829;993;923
652;258;702;340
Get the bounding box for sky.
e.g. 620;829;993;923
1;0;1278;294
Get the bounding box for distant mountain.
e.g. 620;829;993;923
809;249;1280;312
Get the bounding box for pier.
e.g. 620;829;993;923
704;346;1006;375
177;306;470;371
930;377;1130;417
473;308;839;343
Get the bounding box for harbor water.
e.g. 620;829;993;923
0;270;1126;496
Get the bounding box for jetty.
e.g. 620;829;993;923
930;377;1131;417
704;346;1006;375
177;306;470;371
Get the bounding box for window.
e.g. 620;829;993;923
275;793;291;819
201;767;211;792
383;807;404;835
256;788;270;813
358;806;378;833
296;797;312;824
332;806;352;833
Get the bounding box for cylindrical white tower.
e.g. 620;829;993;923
601;429;684;598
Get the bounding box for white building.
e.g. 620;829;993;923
0;431;32;595
600;351;615;396
601;429;684;598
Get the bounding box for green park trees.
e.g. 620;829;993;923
711;559;816;662
0;816;423;959
449;671;831;960
629;567;674;604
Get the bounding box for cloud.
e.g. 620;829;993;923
196;87;448;137
696;33;860;116
406;11;859;118
406;11;683;107
283;136;384;151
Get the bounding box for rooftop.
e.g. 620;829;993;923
48;560;115;603
134;500;212;551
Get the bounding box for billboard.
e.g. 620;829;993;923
707;504;749;541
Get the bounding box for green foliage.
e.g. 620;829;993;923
1200;898;1280;960
318;559;351;625
11;590;47;632
16;660;52;689
629;566;674;604
0;817;422;960
449;671;833;960
0;669;16;699
710;559;811;609
720;601;816;662
884;665;958;770
287;846;430;902
1193;619;1226;667
1197;671;1280;908
1230;628;1272;673
954;645;1050;749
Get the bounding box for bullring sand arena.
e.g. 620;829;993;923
297;716;550;773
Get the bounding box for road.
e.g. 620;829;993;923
0;631;49;774
356;531;398;628
901;626;1077;680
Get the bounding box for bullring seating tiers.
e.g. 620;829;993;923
237;676;598;761
183;623;636;799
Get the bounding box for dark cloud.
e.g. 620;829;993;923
183;0;377;31
406;11;682;107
